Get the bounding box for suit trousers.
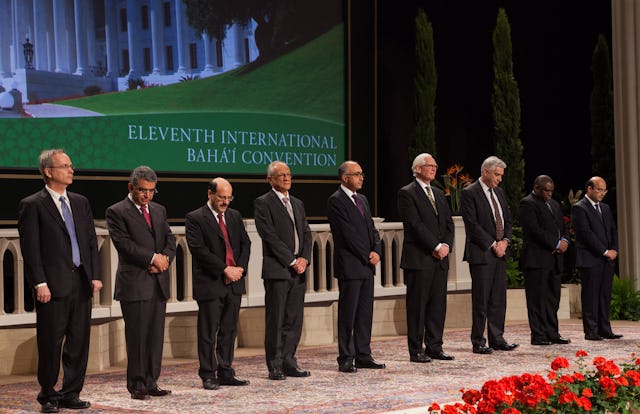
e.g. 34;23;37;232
35;266;91;404
196;292;242;381
337;278;374;363
580;261;614;336
120;281;167;392
263;275;306;372
470;259;507;348
405;267;447;356
524;267;561;341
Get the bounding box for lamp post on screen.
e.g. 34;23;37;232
23;37;34;69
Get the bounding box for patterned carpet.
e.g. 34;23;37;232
2;321;639;413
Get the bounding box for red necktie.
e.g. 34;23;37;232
140;205;152;229
217;213;236;266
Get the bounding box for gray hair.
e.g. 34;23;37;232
38;149;66;183
411;153;433;177
129;165;157;186
480;156;506;173
338;160;359;177
267;161;287;176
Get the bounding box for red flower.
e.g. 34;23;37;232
576;350;588;358
551;357;569;371
428;403;441;412
582;388;593;398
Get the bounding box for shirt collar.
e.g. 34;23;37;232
45;185;68;201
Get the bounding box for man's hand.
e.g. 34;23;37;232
152;253;169;272
492;240;508;258
556;239;569;254
223;266;244;284
605;249;618;260
291;258;308;274
35;285;52;303
432;244;450;260
369;252;380;265
92;280;103;293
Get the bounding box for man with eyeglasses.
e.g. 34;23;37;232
105;166;176;400
185;178;251;390
254;161;312;380
571;176;622;341
19;149;102;413
328;161;385;373
398;153;455;363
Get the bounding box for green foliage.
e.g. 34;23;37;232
491;8;524;223
506;225;524;288
590;34;615;200
83;85;102;96
409;8;437;162
610;275;640;321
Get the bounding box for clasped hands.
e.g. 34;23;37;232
492;239;509;258
291;257;308;274
432;244;450;260
149;253;170;274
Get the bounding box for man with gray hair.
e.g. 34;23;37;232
398;153;455;363
106;166;176;400
460;156;518;354
19;149;102;413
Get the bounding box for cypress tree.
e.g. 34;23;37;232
409;8;437;161
491;8;524;219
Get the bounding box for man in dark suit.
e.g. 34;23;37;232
518;175;571;345
571;176;622;341
186;177;251;390
459;155;518;354
328;161;385;373
19;149;102;413
105;166;176;400
254;161;312;380
398;153;455;363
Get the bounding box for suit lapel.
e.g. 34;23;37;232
125;197;153;235
40;189;69;235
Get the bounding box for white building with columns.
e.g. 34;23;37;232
0;0;259;103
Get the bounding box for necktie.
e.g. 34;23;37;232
59;196;81;266
352;193;366;218
217;213;236;266
489;188;504;240
425;186;438;215
140;205;152;229
595;203;602;215
283;197;300;255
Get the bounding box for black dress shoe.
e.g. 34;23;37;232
40;401;59;413
410;352;432;363
59;397;91;409
550;337;571;344
130;389;150;400
531;340;553;346
339;359;357;373
493;343;519;351
218;376;250;386
427;351;455;360
355;358;386;369
585;333;604;341
473;346;493;354
284;366;311;377
603;333;624;339
203;378;220;390
268;368;286;380
148;385;171;396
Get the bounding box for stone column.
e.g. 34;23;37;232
104;0;118;77
126;0;141;77
174;0;187;74
73;0;87;75
0;0;11;77
33;0;50;71
200;32;215;77
149;0;164;75
85;0;97;70
52;0;67;72
612;0;640;288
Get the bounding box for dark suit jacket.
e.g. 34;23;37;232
254;190;312;279
571;197;618;268
518;193;568;270
397;180;454;270
106;197;176;302
186;205;251;298
327;188;381;279
19;188;100;297
460;180;513;265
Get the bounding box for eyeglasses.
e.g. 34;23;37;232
593;188;608;194
215;195;234;202
50;164;74;170
135;187;158;195
423;164;438;169
346;172;365;178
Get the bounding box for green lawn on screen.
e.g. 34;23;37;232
60;25;344;124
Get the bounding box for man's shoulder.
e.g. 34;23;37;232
399;180;417;193
20;189;47;204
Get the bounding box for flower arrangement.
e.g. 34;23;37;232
428;350;640;413
439;164;473;213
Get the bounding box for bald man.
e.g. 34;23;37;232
186;178;251;390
